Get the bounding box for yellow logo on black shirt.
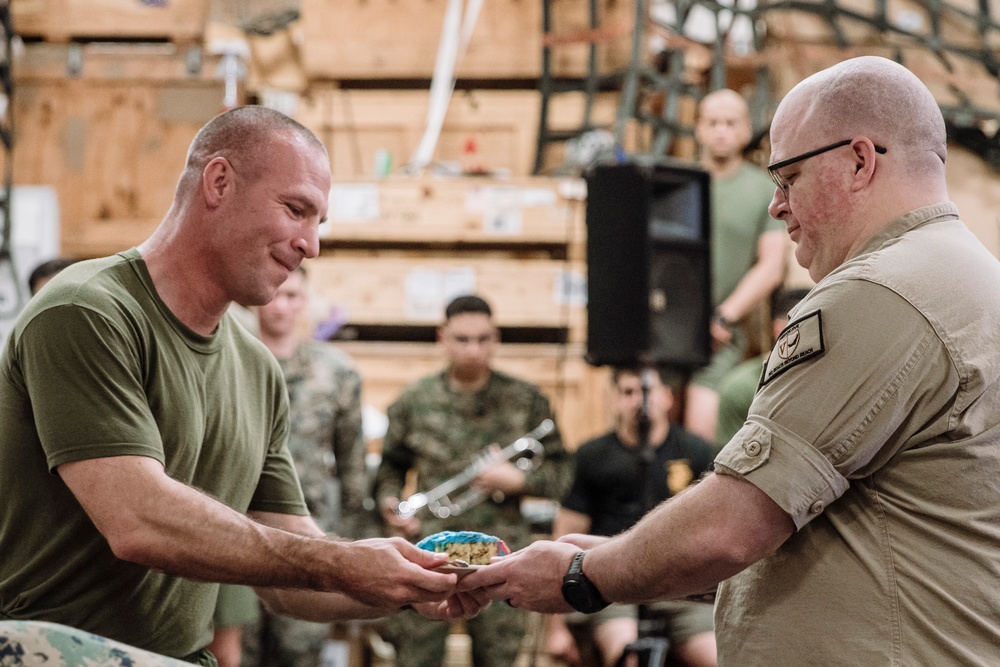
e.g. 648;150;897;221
667;459;694;495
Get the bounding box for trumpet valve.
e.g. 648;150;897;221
396;492;428;519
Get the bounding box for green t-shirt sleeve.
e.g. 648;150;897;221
247;368;308;516
19;304;165;471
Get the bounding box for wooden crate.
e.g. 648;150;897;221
899;47;1000;115
765;42;1000;117
11;0;210;43
12;41;217;80
298;0;633;80
334;341;612;449
5;43;229;258
323;175;586;246
306;250;587;333
296;87;539;178
761;0;995;50
295;85;621;178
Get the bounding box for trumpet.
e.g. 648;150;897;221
395;419;555;519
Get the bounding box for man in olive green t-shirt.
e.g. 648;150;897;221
0;106;477;664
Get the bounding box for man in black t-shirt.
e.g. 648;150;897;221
546;366;718;667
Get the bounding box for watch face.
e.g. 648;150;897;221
562;579;598;613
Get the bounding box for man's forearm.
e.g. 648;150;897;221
584;473;794;604
105;466;355;591
258;586;395;622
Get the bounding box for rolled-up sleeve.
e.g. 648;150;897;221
714;277;957;529
715;419;849;528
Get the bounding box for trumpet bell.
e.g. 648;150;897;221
394;419;555;519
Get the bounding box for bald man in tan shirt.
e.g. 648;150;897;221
460;56;1000;666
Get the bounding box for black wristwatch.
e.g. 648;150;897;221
561;550;609;613
712;310;735;330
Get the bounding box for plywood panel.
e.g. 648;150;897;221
5;69;225;257
295;87;541;178
323;175;585;245
298;0;633;80
12;0;209;42
307;251;587;331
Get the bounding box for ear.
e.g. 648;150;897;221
201;156;234;208
436;325;446;345
849;138;879;192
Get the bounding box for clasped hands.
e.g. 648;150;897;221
456;533;609;614
373;533;607;620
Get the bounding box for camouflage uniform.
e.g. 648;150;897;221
0;620;217;666
280;340;370;539
240;341;374;667
373;370;573;667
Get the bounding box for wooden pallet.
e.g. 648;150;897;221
322;175;586;248
298;0;633;81
295;85;620;178
11;0;210;43
4;42;230;258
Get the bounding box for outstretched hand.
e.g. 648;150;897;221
333;537;457;608
456;540;581;614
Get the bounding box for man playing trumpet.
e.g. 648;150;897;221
374;294;573;667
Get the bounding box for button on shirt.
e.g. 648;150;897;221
713;203;1000;666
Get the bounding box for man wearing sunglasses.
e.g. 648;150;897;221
460;56;1000;666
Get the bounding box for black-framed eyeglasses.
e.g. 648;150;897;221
768;139;887;194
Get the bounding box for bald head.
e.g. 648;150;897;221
697;88;753;168
769;57;951;282
778;56;946;174
699;88;750;122
176;106;328;202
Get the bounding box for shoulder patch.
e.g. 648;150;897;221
759;309;825;388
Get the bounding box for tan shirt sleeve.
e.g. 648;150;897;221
714;277;958;529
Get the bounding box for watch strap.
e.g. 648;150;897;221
564;550;586;579
562;550;609;612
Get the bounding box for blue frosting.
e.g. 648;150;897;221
416;531;505;553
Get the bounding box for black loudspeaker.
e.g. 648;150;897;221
585;162;712;368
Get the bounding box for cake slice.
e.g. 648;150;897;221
416;530;510;566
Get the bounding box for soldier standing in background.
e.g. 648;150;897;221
373;294;574;667
211;266;374;667
683;89;787;443
257;266;370;541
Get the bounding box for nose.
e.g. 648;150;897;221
768;187;788;221
293;223;321;259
